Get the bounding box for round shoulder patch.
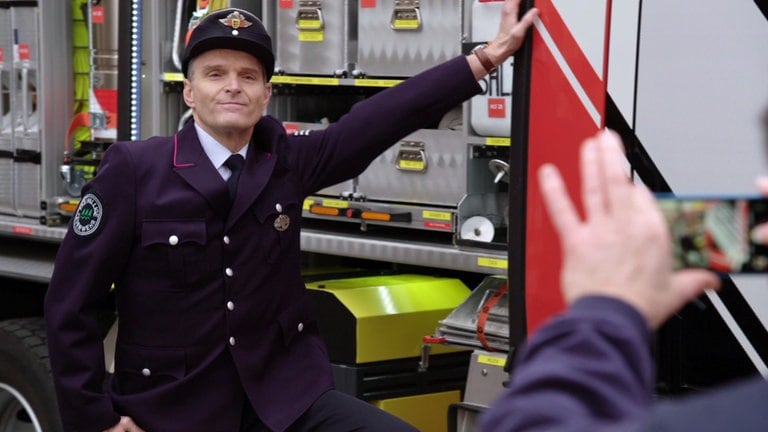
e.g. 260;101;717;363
72;193;105;237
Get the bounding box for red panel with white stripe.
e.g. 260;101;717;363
525;0;611;332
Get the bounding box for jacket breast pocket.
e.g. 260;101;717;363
251;199;300;264
141;219;209;288
113;344;186;396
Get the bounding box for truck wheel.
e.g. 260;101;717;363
0;318;62;432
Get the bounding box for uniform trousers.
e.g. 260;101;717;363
240;389;419;432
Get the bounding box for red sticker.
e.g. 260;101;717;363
283;123;300;135
0;47;3;62
488;97;506;118
424;221;452;231
92;6;105;24
361;0;377;7
18;44;30;61
280;0;294;8
12;226;33;236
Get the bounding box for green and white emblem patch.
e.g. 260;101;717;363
72;193;104;237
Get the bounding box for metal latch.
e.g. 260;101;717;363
395;140;427;172
391;0;422;31
296;0;324;31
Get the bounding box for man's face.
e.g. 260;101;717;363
183;49;272;143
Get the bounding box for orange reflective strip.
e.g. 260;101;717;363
360;211;391;222
309;205;340;216
59;202;79;213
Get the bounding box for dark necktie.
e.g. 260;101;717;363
224;154;245;202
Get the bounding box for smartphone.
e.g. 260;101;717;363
656;195;768;273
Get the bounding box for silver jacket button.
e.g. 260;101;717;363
275;203;283;213
141;368;151;377
229;336;236;346
225;268;234;277
297;322;304;332
168;235;179;246
223;235;230;245
226;301;235;311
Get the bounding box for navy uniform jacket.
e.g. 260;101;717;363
480;296;768;432
44;56;482;432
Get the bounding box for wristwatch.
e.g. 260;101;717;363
472;44;497;74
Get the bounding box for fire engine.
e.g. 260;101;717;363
0;1;766;431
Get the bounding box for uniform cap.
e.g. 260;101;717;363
182;8;274;80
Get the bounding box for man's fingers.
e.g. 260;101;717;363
538;163;581;236
597;130;632;211
580;137;606;220
123;417;145;432
103;416;145;432
751;223;768;245
671;270;721;307
517;7;540;31
756;175;768;196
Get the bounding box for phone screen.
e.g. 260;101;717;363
657;196;768;273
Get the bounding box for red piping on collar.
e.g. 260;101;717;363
173;134;195;168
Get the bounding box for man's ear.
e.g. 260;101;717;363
262;83;273;111
182;79;194;108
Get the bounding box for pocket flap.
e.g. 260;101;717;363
252;199;299;224
115;344;186;380
278;294;318;346
141;219;206;247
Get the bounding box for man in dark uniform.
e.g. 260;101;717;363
44;2;538;431
480;131;768;431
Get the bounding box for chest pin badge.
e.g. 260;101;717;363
274;202;290;231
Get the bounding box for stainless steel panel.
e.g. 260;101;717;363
10;6;40;152
0;235;58;282
14;160;40;217
300;228;507;275
0;157;13;215
0;8;11;68
89;0;119;140
436;275;509;350
357;129;466;206
356;0;461;77
464;350;508;406
37;0;71;205
273;0;352;76
0;8;11;153
0;214;67;240
10;7;38;66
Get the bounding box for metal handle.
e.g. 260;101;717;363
20;65;29;133
296;7;324;31
171;0;185;71
0;69;5;130
488;159;510;183
395;141;427;172
390;4;422;31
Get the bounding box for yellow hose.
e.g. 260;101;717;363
72;0;91;152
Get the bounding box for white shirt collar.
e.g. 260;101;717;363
195;124;249;179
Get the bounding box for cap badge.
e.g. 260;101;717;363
219;11;253;32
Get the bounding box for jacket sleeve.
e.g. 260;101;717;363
480;296;655;432
44;143;136;431
286;55;483;195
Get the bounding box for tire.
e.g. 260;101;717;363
0;318;63;432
